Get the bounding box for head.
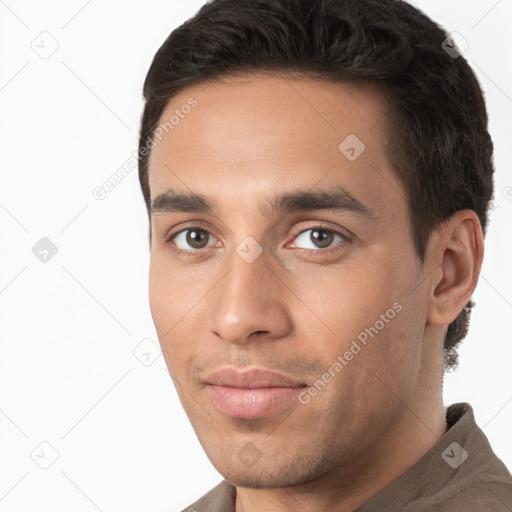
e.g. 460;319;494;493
139;0;492;489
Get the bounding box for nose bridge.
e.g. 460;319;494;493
207;243;292;344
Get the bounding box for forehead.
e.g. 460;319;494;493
147;73;403;217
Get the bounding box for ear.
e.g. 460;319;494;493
426;210;484;326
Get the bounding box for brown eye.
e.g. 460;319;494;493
186;229;209;248
291;227;345;250
310;229;334;248
172;228;213;250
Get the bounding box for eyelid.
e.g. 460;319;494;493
163;219;220;242
167;226;219;248
287;222;352;244
163;226;220;260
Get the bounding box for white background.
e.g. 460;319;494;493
0;1;511;510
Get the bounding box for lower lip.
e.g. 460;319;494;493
206;385;304;419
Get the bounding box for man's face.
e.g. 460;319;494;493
147;74;435;487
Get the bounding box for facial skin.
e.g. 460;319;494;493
147;74;483;512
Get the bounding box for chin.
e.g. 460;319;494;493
223;469;303;489
211;450;333;490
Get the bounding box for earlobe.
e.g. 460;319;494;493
426;210;484;326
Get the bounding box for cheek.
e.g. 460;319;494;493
293;257;397;333
148;255;205;372
148;257;183;367
301;251;420;368
148;253;193;327
148;257;168;329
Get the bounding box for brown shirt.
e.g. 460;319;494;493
180;403;512;511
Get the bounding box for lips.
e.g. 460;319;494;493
204;368;307;388
203;367;307;419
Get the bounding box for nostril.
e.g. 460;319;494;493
251;330;269;337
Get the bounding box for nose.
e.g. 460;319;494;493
206;248;293;345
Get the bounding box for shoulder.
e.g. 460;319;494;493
432;479;512;511
179;480;236;512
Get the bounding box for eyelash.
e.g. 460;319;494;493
164;224;350;259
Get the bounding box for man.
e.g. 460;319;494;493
137;0;512;510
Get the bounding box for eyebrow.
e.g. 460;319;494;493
150;185;377;221
262;185;377;220
151;190;215;215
